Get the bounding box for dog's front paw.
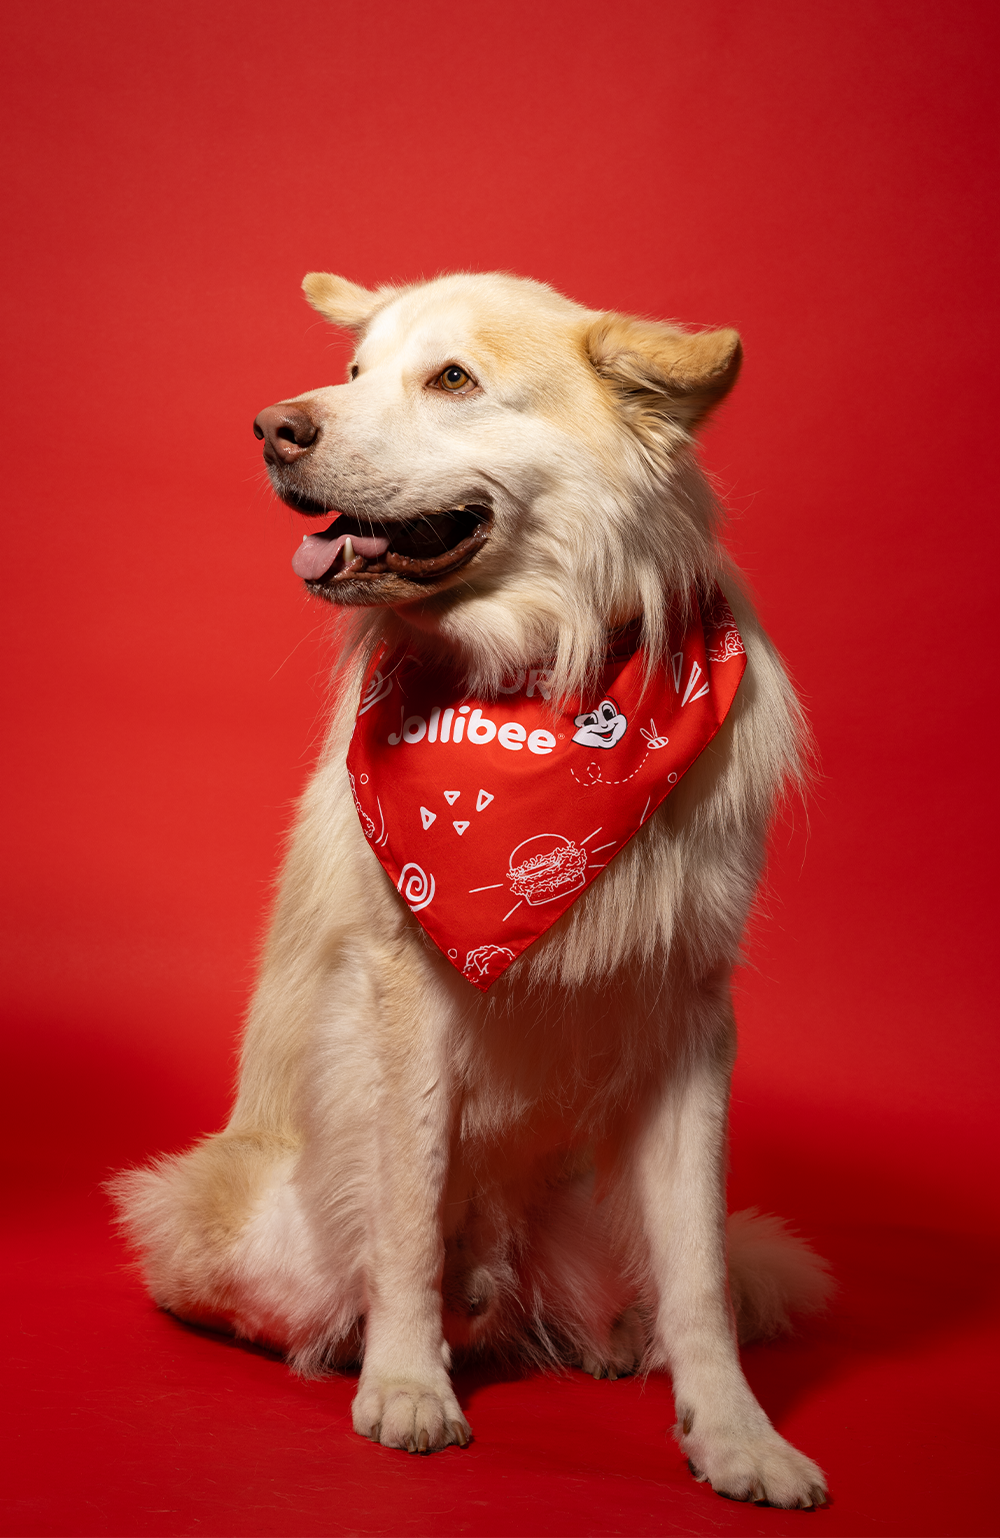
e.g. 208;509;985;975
682;1426;827;1508
352;1374;471;1453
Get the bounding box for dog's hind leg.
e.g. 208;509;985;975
633;986;828;1508
108;1129;302;1334
519;1165;640;1374
577;1307;647;1379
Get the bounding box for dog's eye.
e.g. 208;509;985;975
433;365;476;394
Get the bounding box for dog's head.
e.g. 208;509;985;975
254;272;740;696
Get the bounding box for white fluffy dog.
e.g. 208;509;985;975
112;271;831;1507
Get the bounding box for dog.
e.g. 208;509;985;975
111;270;832;1507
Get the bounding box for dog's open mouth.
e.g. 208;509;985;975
291;506;491;586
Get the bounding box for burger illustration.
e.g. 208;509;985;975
572;696;628;749
507;833;589;906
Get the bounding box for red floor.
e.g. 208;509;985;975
3;1185;997;1538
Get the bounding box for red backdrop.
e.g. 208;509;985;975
2;3;997;1535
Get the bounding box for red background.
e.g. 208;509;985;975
2;2;998;1534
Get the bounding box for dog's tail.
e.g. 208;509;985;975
726;1208;834;1343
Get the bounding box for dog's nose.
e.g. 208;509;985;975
253;404;320;465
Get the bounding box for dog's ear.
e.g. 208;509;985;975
585;313;742;435
302;272;402;332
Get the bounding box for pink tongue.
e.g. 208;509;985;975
292;531;390;580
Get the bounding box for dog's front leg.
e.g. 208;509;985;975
635;1002;826;1507
351;973;470;1454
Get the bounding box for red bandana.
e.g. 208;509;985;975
346;586;746;990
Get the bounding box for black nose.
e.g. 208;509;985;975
252;403;320;466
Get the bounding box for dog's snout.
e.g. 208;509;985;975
253;404;320;466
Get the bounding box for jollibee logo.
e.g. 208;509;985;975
572;697;628;750
387;704;556;755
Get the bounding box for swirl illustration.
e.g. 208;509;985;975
357;668;393;716
397;862;435;912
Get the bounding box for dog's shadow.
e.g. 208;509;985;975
447;1220;1000;1425
737;1219;998;1426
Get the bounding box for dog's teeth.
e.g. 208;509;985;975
343;536;355;565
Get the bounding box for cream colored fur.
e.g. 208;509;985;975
111;272;832;1506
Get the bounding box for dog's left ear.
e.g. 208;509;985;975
585;313;742;434
302;272;403;332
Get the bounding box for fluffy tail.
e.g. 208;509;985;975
726;1208;834;1344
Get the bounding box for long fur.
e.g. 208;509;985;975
110;271;831;1505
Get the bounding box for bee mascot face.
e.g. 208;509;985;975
572;697;628;749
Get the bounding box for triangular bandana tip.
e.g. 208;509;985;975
347;586;746;990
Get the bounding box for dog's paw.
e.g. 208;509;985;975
682;1428;827;1508
352;1375;471;1453
579;1307;646;1380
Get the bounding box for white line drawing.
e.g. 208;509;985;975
357;668;393;716
569;759;646;788
671;652;684;691
453;820;470;836
682;660;710;705
396;863;435;913
640;719;670;749
581;827;603;845
463;944;515;982
591;840;617;852
572;697;627;749
420;807;436;830
348;772;375;839
704;597;745;663
708;625;745;663
507;834;588;906
469;883;504;893
640;795;651;822
444;791;460;805
476;789;494;812
375;796;388;847
502;901;522;922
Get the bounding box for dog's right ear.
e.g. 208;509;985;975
302;272;401;332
